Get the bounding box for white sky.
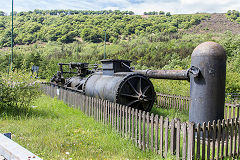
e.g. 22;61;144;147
0;0;240;14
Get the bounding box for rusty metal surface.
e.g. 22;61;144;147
0;134;42;160
134;70;189;80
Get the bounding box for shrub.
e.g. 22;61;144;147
0;70;41;116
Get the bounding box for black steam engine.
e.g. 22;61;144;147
51;42;227;125
51;59;156;111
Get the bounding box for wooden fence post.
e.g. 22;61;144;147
196;123;200;159
182;122;187;160
135;109;138;146
202;122;206;160
176;120;180;160
212;120;216;160
131;108;135;141
159;116;163;157
150;113;154;151
164;118;169;158
187;122;195;160
155;115;159;153
170;119;176;155
138;110;142;149
142;111;146;151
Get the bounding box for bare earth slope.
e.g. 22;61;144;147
185;13;240;34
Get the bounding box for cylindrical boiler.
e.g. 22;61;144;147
84;72;156;111
189;42;226;124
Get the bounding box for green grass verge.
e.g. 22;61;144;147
151;106;189;122
0;95;163;159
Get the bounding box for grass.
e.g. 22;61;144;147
151;105;189;122
0;95;164;159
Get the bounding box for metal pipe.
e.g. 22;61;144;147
134;69;189;80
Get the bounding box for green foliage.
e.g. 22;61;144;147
0;11;239;95
0;70;41;116
0;10;209;47
226;10;240;22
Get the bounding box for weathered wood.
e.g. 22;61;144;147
207;121;211;160
237;106;239;118
111;103;114;128
233;107;236;119
155;115;159;153
135;109;138;145
115;103;117;130
233;118;237;158
159;116;163;157
117;104;120;132
125;106;128;135
142;111;146;151
122;105;125;135
225;119;229;157
221;119;225;160
229;119;233;158
176;120;180;160
131;108;134;141
202;122;206;160
119;105;122;133
237;118;240;156
93;98;96;120
229;107;232;120
139;110;142;149
128;107;131;136
225;106;228;119
165;118;169;158
196;123;200;160
187;122;195;160
212;120;216;160
109;102;112;126
146;112;150;149
105;101;108;124
216;120;221;160
151;113;154;151
170;119;176;155
182;123;187;160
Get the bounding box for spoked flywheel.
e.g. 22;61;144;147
116;74;155;112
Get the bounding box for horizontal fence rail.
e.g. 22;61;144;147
41;83;240;160
156;93;240;119
0;134;42;160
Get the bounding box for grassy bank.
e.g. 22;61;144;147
0;95;165;159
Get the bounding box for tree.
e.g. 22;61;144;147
166;12;171;16
0;11;5;16
159;11;165;15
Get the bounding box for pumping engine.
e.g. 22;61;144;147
51;42;227;125
51;59;156;111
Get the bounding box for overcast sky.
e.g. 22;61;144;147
0;0;240;15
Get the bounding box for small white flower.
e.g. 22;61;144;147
65;152;70;155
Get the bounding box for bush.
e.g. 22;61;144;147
0;70;41;116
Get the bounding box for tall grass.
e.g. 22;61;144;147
0;95;163;159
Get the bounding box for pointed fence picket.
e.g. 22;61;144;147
41;83;240;160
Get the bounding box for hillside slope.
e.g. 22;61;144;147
185;13;240;34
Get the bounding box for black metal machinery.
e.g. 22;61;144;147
51;42;226;124
51;60;156;111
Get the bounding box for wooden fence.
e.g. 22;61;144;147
156;93;240;119
41;84;240;160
